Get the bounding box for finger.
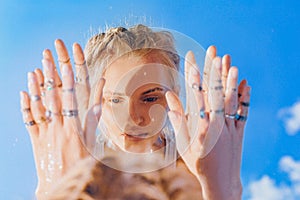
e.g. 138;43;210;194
184;51;194;114
165;91;190;155
83;78;105;150
238;79;247;98
55;39;71;67
221;54;231;91
202;46;216;112
224;67;238;128
201;57;225;158
20;91;38;135
43;49;62;87
208;57;224;116
61;63;82;135
27;72;47;129
236;84;251;131
34;68;45;105
43;59;62;122
73;43;90;120
20;91;41;172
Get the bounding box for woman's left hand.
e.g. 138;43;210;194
166;46;251;200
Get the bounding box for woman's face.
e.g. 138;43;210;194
101;54;175;153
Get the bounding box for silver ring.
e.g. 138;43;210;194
30;95;41;102
75;75;89;83
62;88;75;93
192;83;202;91
35;116;47;124
62;109;79;117
74;60;86;66
211;85;223;90
235;114;247;121
58;58;70;64
211;108;224;114
24;120;36;127
45;78;56;91
240;102;250;107
22;108;31;113
45;110;61;118
225;113;236;119
199;108;206;119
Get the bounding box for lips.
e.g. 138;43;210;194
123;132;148;140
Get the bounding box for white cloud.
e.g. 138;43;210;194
280;156;300;182
278;100;300;135
247;156;300;200
248;175;293;200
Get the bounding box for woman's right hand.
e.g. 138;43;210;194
20;39;104;198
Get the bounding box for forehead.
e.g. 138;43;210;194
103;56;176;94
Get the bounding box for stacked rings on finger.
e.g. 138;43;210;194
62;109;79;117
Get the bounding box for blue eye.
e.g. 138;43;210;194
110;98;120;103
143;96;158;103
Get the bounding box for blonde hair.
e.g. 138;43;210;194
83;24;180;107
46;155;202;199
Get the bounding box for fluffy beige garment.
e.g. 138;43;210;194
47;153;203;200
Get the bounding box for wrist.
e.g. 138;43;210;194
196;173;243;200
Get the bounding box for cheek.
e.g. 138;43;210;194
102;104;129;131
147;104;168;126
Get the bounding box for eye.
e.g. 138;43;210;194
142;96;158;103
112;98;120;103
109;98;122;104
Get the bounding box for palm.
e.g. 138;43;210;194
20;40;104;198
166;46;250;199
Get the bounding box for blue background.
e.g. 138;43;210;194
1;0;299;199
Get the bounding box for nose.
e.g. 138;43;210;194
129;100;146;126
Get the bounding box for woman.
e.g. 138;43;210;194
20;24;250;199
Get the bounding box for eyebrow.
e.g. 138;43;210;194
104;91;125;96
142;87;165;95
104;87;165;96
